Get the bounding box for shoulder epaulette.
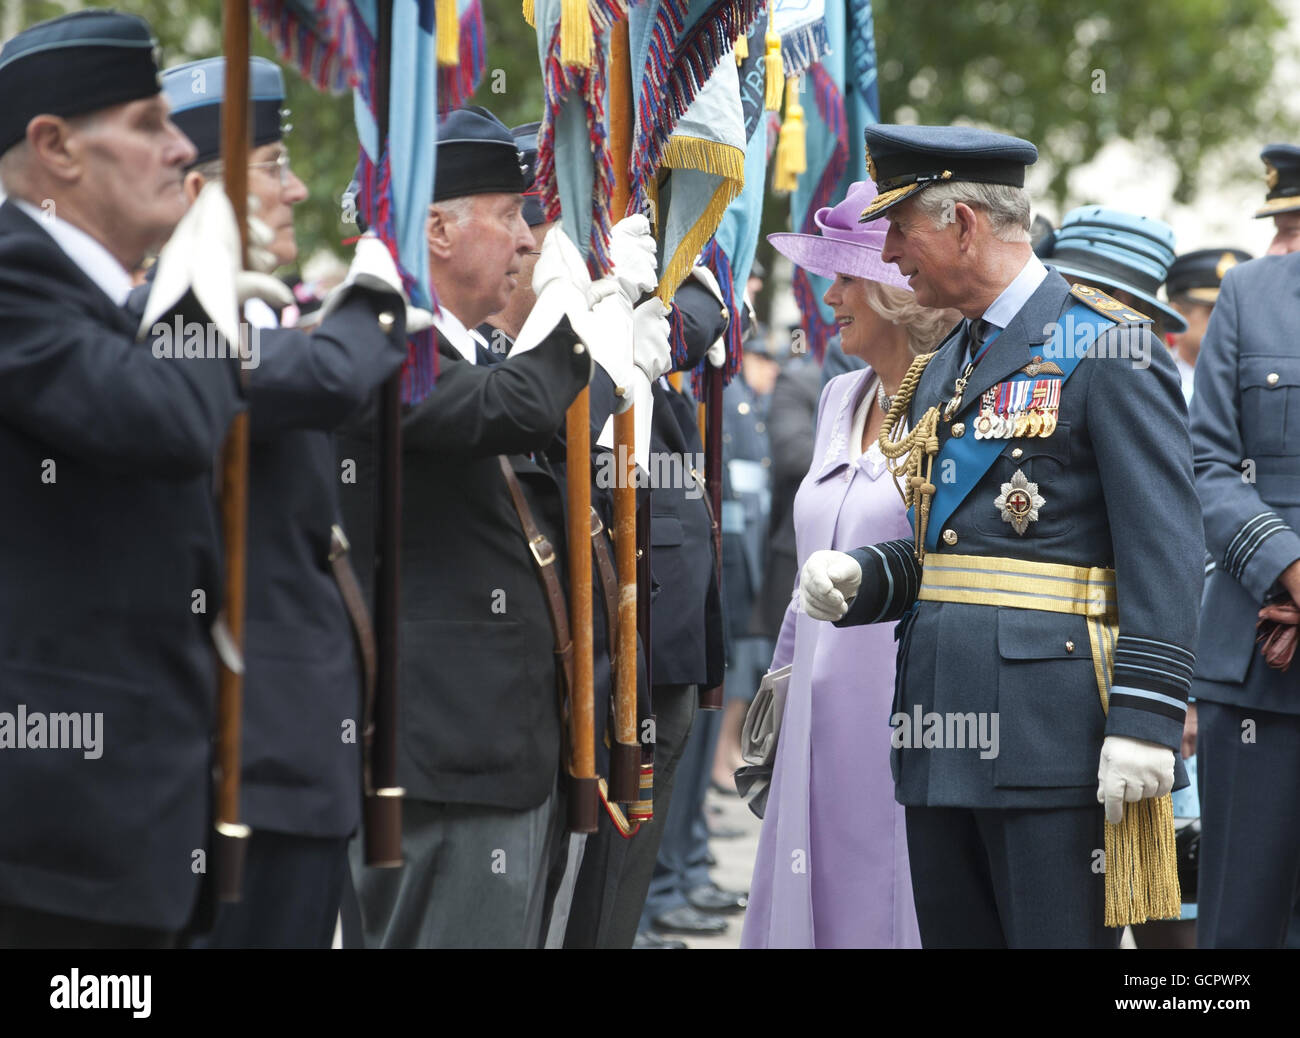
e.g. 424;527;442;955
1069;283;1151;325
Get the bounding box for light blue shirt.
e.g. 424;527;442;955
981;252;1048;332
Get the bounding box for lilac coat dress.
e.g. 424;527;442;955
741;367;921;948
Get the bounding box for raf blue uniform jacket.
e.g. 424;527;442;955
836;268;1204;809
1190;253;1300;714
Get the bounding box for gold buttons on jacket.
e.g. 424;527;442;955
942;529;958;546
951;422;966;438
1267;372;1280;386
377;311;395;333
1065;640;1075;653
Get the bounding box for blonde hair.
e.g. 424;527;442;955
859;280;963;355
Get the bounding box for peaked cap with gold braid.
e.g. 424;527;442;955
859;124;1038;224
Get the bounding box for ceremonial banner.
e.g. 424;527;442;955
789;0;879;359
252;0;457;402
772;0;827;77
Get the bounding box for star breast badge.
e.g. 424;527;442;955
994;468;1045;535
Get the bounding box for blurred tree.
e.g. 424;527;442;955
872;0;1289;204
4;0;1289;251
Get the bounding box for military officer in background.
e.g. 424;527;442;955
157;56;414;948
0;11;245;947
801;125;1205;947
1189;242;1300;948
1256;144;1300;255
1165;248;1251;404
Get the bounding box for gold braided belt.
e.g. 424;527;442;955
916;553;1181;927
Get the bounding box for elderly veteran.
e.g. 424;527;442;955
0;10;250;947
799;124;1205;947
154;56;414;949
338;107;663;948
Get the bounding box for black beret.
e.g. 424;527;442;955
434;107;531;203
1165;248;1252;304
0;10;161;155
858;124;1038;223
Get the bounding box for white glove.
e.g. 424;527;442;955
139;181;242;350
235;272;294;310
608;213;659;303
799;549;863;622
633;298;672;382
314;232;431;333
706;337;727;368
514;222;593;356
583;291;634;409
1096;735;1175;825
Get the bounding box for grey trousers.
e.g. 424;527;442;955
351;781;566;948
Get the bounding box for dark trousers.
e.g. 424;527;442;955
564;683;697;947
1197;701;1300;948
905;804;1116;948
187;830;349;949
0;902;175;949
642;702;721;923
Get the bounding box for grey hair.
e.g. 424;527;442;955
432;194;478;226
860;280;963;355
914;181;1031;243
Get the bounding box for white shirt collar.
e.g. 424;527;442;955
13;198;134;307
433;306;490;365
981;253;1048;331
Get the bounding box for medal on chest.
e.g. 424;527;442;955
994;468;1045;535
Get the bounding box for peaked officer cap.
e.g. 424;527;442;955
858;124;1037;223
1256;144;1300;219
1165;248;1252;305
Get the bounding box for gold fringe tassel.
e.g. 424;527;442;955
734;31;748;63
437;0;459;66
764;23;783;110
772;76;806;193
522;0;535;27
1105;794;1182;926
653;138;746;305
561;0;595;67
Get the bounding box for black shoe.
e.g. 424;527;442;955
633;930;689;949
651;905;729;936
687;883;749;914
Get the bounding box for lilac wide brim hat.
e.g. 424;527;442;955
767;180;912;291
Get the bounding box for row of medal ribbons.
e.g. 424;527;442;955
973;378;1062;439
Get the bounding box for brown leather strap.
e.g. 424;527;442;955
589;507;619;671
690;465;720;544
497;456;574;697
329;524;378;789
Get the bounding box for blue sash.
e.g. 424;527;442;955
910;302;1117;552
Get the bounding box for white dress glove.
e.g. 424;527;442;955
608;213;659;303
139;181;243;349
246;205;279;274
799;549;863;622
513;221;594;356
1096;735;1176;825
632;297;673;382
312;232;432;332
706;337;727;368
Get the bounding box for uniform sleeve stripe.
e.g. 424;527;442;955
1225;512;1288;577
1109;687;1188;721
1116;635;1196;662
864;544;895;624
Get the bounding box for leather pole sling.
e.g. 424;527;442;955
328;526;379;786
918;552;1181;926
